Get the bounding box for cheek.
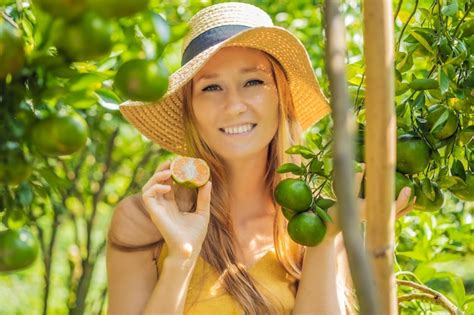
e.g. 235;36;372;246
192;102;216;135
264;88;280;125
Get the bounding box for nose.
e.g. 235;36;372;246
224;89;248;115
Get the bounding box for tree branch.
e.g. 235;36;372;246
452;1;474;38
121;143;156;197
85;128;119;260
397;280;461;315
325;1;380;314
398;293;460;315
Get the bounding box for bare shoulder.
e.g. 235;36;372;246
115;193;147;214
109;193;161;250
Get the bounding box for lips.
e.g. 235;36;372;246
219;123;257;135
219;123;257;130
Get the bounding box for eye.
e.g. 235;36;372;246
245;79;264;87
202;84;221;92
202;79;264;92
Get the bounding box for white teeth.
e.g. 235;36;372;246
223;123;254;135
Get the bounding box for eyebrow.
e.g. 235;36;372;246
194;66;272;83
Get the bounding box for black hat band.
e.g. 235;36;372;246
181;24;251;66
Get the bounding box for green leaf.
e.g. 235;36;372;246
408;30;435;55
95;89;122;111
68;73;108;92
64;91;98;109
445;41;468;65
150;13;171;46
413;264;436;281
438;65;450;95
448;274;466;306
430;110;449;134
285;145;316;158
276;163;306;175
170;22;190;42
409;79;438;91
37;167;71;193
316;198;336;210
439;175;466;189
421;179;435;201
451;160;466;180
396;102;407;116
412;92;425;109
309;159;324;175
18;183;33;208
306;132;322;149
441;1;458;16
314;206;333;224
398;250;428;262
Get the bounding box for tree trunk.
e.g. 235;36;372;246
324;1;379;314
363;0;397;313
70;261;94;315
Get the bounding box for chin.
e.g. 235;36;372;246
214;144;269;162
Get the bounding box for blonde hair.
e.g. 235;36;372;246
179;48;354;314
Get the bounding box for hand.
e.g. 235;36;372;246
141;160;212;260
325;163;416;237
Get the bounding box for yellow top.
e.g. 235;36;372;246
156;243;297;314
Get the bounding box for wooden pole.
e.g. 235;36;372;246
363;0;397;314
324;1;379;314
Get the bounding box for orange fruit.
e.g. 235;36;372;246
33;0;86;20
0;22;25;79
426;104;459;140
274;178;313;212
395;172;415;202
396;134;431;174
414;181;444;212
114;59;169;102
170;156;210;188
31;114;88;156
287;211;326;246
0;149;32;186
53;12;113;61
88;0;149;18
0;228;39;272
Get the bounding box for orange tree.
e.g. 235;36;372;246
0;0;182;313
0;0;473;314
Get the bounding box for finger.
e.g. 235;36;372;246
142;169;172;192
163;181;176;202
142;184;178;226
395;186;412;212
195;181;212;217
142;183;172;199
155;159;171;172
396;196;416;219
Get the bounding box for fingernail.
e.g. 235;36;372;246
404;187;411;196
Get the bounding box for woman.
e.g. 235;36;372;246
107;2;415;314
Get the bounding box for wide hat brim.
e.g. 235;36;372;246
119;26;331;156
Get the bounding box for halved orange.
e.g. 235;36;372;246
170;156;210;188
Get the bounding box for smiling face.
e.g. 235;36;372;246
191;46;279;161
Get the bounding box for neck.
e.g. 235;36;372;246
223;148;275;227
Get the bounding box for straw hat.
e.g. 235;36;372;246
119;2;331;156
